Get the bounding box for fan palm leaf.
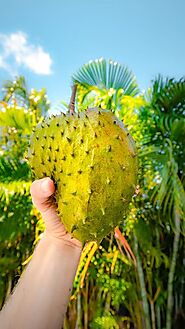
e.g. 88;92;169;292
72;58;139;95
72;58;139;112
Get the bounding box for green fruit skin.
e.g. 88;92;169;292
29;108;138;244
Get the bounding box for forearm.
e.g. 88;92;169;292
0;235;82;329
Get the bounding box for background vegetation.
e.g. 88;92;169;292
0;59;184;329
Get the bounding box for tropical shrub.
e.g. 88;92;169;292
0;77;49;307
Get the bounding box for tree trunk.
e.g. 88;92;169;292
150;300;156;329
134;235;151;329
156;305;161;329
75;293;82;329
83;279;88;329
4;274;12;303
166;206;181;329
63;316;70;329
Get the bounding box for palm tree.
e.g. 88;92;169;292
141;76;185;329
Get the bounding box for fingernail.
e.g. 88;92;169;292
41;179;50;192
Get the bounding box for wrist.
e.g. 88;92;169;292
40;231;82;252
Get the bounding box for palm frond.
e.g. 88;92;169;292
0;181;33;242
141;134;185;221
2;76;29;106
0;103;33;133
140;145;162;157
0;181;31;203
171;118;185;142
151;156;185;218
48;101;69;116
0;157;31;183
163;179;173;215
151;75;185;116
173;173;185;215
153;164;171;207
72;58;139;96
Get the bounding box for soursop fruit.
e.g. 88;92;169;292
29;108;138;244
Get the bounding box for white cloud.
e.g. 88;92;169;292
0;31;52;75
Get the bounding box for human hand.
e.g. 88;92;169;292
30;177;82;249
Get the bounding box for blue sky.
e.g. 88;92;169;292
0;0;184;107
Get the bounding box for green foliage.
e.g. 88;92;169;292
0;76;49;308
90;243;131;309
90;312;119;329
151;75;185;116
0;158;31;183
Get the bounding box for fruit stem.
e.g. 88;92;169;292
68;84;77;114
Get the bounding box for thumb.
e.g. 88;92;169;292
30;177;82;248
30;177;56;213
30;177;63;235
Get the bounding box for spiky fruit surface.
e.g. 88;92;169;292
29;108;138;244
